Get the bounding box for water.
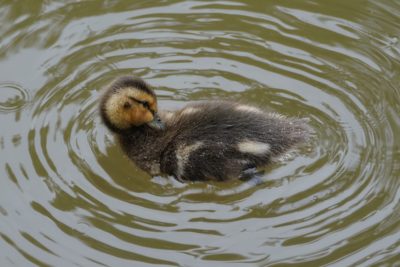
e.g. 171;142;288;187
1;1;399;266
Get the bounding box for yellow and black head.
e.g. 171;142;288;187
100;77;164;132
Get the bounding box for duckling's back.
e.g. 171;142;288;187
160;101;310;181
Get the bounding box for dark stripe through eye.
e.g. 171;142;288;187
140;101;150;108
128;97;150;109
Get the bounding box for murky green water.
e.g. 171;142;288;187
1;1;400;266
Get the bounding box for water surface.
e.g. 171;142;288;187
1;1;400;266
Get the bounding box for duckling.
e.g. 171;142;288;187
99;76;310;182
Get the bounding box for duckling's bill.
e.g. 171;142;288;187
147;112;165;130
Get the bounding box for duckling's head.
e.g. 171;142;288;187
100;76;164;132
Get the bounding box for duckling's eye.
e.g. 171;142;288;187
123;102;131;109
140;101;150;109
127;97;150;109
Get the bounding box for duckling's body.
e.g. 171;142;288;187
100;77;310;182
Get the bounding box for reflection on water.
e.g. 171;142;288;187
0;1;400;266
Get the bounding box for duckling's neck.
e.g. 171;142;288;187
116;125;167;170
118;125;163;145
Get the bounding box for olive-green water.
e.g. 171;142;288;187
1;1;400;266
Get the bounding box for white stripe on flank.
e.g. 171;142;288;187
176;142;203;179
237;140;270;155
236;105;262;113
181;107;200;115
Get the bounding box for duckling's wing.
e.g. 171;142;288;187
172;101;309;155
162;101;310;181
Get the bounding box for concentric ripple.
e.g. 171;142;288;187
0;1;399;266
0;83;29;113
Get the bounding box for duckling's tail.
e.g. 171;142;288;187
288;117;312;145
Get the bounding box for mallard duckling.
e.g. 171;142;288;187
100;76;310;182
